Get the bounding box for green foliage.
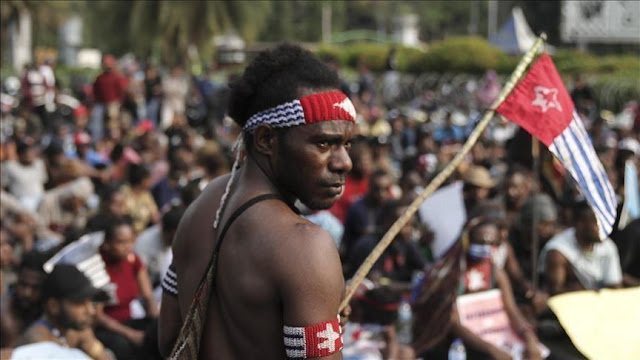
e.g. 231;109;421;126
552;50;640;76
54;65;100;89
406;36;503;74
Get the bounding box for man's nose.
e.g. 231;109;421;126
329;146;352;173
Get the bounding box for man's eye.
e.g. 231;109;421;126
344;141;352;150
317;142;329;149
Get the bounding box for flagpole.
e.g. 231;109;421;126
339;33;548;312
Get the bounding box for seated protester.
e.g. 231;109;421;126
347;200;426;282
135;206;185;288
17;265;112;360
462;165;496;215
85;184;130;234
438;219;541;360
121;164;160;234
1;139;48;212
540;202;623;295
342;170;393;262
0;252;47;347
37;177;94;238
471;200;550;319
95;218;160;360
0;191;62;253
509;194;558;295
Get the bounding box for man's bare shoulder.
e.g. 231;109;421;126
262;216;343;293
172;174;231;260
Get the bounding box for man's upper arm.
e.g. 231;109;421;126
546;250;568;295
275;224;344;359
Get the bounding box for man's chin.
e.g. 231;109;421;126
302;198;336;211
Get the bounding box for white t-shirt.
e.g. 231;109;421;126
1;159;48;207
539;228;623;289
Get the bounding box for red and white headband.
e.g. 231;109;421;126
242;91;356;132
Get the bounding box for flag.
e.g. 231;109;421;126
496;54;617;239
418;181;466;260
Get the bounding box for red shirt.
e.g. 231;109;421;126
100;249;145;322
93;71;125;104
329;175;369;224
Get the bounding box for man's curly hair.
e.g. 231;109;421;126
228;43;340;127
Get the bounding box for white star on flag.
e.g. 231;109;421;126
467;269;486;291
316;324;340;352
333;98;357;119
531;86;563;113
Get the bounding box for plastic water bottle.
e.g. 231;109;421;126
397;299;413;344
448;338;466;360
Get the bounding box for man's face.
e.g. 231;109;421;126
19;148;36;165
108;192;127;217
538;219;557;243
465;185;490;205
15;269;44;310
506;173;531;208
576;210;600;245
370;175;392;206
351;148;373;179
275;120;355;210
50;298;96;331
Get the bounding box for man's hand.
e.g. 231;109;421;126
525;338;542;360
531;291;549;315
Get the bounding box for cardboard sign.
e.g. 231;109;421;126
457;289;549;359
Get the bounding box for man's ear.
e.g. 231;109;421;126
253;125;278;156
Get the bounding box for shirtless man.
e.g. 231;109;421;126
18;264;111;360
159;44;356;359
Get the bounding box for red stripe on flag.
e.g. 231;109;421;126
496;54;574;146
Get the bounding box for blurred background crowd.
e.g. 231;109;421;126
1;1;639;359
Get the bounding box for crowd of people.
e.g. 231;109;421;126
0;45;638;360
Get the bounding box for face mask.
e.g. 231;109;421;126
468;244;492;260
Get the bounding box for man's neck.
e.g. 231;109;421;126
241;157;296;207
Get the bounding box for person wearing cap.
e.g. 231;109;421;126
462;165;496;214
159;44;354;359
16;264;111;360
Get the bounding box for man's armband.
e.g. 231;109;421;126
283;316;342;359
161;264;178;297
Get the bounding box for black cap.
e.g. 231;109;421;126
42;264;109;302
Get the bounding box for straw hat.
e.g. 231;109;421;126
463;166;496;189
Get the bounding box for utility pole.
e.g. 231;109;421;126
469;0;479;35
322;3;332;43
488;0;498;39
